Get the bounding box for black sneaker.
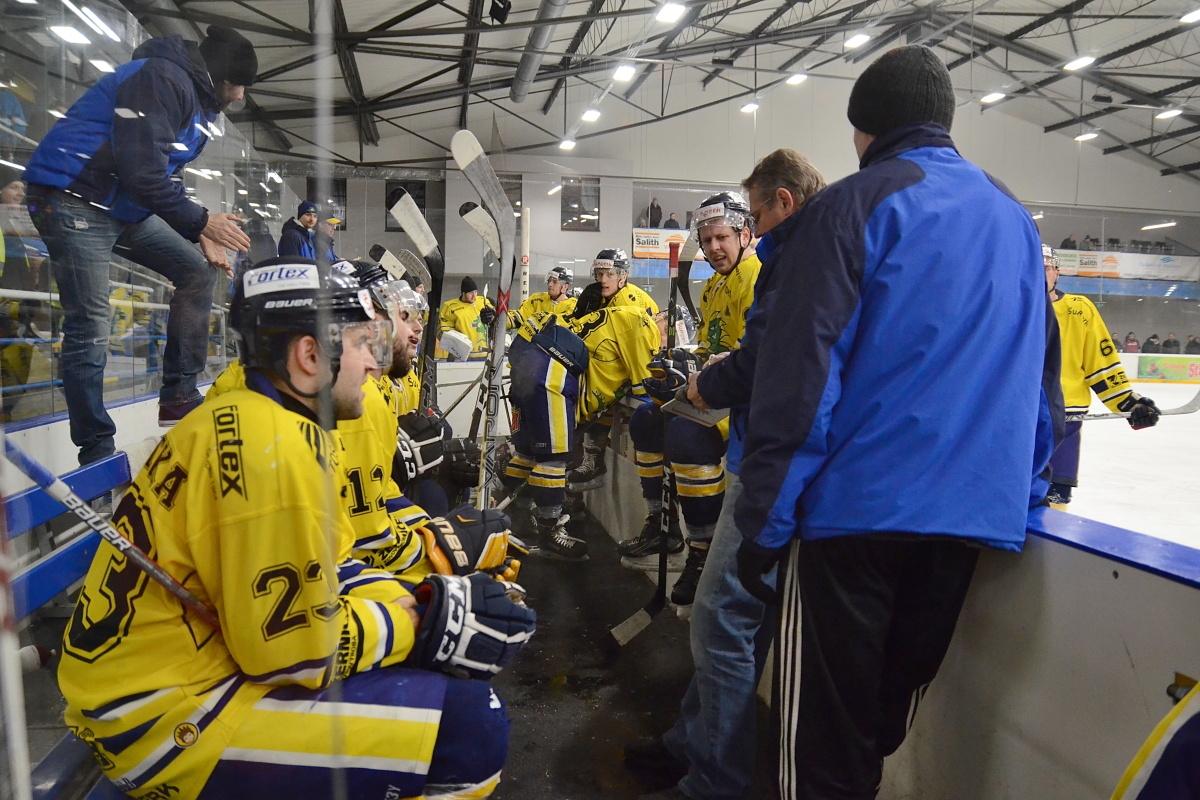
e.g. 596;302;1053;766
617;512;684;558
567;448;607;491
669;545;708;606
159;398;201;428
624;736;688;788
534;514;588;561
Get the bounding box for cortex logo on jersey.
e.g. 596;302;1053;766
243;264;320;298
212;406;247;499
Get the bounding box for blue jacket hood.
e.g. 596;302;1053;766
132;36;221;112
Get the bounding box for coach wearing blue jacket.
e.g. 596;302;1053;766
25;26;255;464
733;47;1062;798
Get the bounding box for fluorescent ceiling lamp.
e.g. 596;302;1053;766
89;59;113;73
15;0;38;4
184;167;211;179
237;189;248;195
0;159;25;171
1182;9;1200;22
980;92;1005;104
740;100;759;113
48;109;66;119
1141;221;1177;230
581;108;601;122
50;26;90;44
1031;212;1044;220
786;73;808;85
580;213;599;220
61;0;102;35
547;184;562;195
613;64;636;81
1156;108;1183;119
656;2;685;23
1064;56;1095;71
81;6;120;41
1074;131;1098;141
844;33;871;49
559;139;576;150
260;181;273;191
267;171;282;183
248;202;260;207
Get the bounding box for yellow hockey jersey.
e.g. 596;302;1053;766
60;386;419;799
697;254;761;357
518;308;660;421
438;296;493;357
509;291;577;329
1053;292;1133;417
602;283;659;317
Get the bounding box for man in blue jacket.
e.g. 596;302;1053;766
733;46;1062;798
24;26;255;463
278;200;319;258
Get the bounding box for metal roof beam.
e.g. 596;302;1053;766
944;0;1096;71
457;0;486;129
332;0;378;147
700;0;803;88
1044;77;1200;133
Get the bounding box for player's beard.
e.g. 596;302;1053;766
388;348;413;379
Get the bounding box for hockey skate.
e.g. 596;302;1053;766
533;514;588;561
669;545;709;606
567;447;607;491
617;511;684;558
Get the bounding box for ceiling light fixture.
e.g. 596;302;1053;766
89;59;113;72
548;184;562;195
1182;9;1200;22
80;7;120;41
1156;108;1183;119
50;25;90;44
48;109;66;119
786;73;808;85
1141;221;1177;230
613;64;636;81
656;2;686;23
1064;56;1095;71
0;159;25;171
559;139;576;150
1074;131;1099;141
581;108;601;122
1032;212;1044;220
844;33;871;49
980;92;1005;104
740;100;759;113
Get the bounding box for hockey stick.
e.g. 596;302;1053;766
368;244;406;281
387;189;446;410
676;236;700;322
459;201;501;261
451;129;518;511
396;250;434;292
3;440;221;632
0;435;33;800
611;240;681;646
1084;385;1200;420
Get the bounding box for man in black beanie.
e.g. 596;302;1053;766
24;25;258;460
732;45;1063;798
437;275;495;358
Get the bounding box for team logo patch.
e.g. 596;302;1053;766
212;406;246;499
593;259;615;269
243;263;320;297
173;723;199;748
693;203;726;224
332;259;356;275
357;289;377;319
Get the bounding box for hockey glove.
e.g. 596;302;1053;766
736;539;783;606
440;438;482;487
394;410;446;488
408;572;536;680
421;503;526;578
1118;393;1160;430
479;306;496;326
570;282;604;318
643;349;703;403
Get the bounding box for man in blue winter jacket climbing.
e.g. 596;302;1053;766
24;25;256;463
733;45;1064;799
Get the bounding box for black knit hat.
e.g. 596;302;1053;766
847;45;954;137
461;276;478;294
199;25;257;87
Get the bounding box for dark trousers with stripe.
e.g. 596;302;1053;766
776;533;980;799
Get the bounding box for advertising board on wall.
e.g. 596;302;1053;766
1057;250;1200;281
631;228;706;261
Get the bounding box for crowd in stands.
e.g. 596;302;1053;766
638;198;684;228
1118;332;1200;354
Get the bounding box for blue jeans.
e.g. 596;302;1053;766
663;473;777;800
30;189;216;464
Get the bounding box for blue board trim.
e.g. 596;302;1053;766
6;454;131;537
1037;510;1200;591
14;531;100;622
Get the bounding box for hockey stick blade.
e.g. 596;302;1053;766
3;440;221;631
1083;385;1200;421
388;187;446;409
677;236;700;321
451;130;518;509
459;201;501;259
369;244;407;281
397;249;433;290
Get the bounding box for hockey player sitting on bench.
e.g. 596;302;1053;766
59;257;534;800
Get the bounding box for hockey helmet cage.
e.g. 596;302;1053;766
655;304;697;346
592;248;630;273
691;191;752;236
1042;244;1059;270
546;265;574;285
440;329;474;361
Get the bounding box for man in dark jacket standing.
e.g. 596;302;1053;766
1162;332;1181;354
278;200;319;258
733;46;1061;799
24;25;255;463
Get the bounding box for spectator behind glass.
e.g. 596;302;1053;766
1143;333;1162;353
1186;334;1200;355
1124;332;1141;352
1059;233;1077;250
663;212;681;229
648;197;662;228
0;76;27;153
278;200;318;257
1162;332;1181;354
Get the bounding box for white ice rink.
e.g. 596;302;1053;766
1071;381;1200;552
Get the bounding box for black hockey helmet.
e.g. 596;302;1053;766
692;191;753;236
547;265;574;285
592;248;629;273
231;256;383;392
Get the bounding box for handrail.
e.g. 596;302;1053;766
0;287;229;314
